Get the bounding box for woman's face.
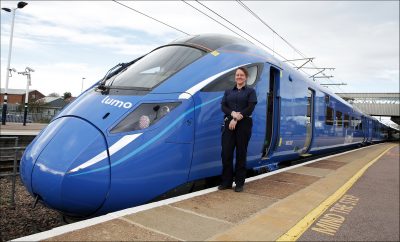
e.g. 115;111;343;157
235;69;247;86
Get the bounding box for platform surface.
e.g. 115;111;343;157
14;143;399;241
0;123;47;136
299;144;399;241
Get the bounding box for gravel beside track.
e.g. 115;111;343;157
0;177;64;242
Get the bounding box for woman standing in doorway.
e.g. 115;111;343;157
219;67;257;192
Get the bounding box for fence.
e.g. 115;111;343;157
2;112;55;123
0;137;26;207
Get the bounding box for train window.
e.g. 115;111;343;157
307;96;312;118
110;102;181;133
344;114;350;128
336;111;343;127
108;46;206;90
201;65;260;92
325;106;334;125
351;117;355;129
359;120;363;130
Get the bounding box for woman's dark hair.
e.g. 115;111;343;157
236;67;249;78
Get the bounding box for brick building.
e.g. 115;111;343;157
0;88;45;111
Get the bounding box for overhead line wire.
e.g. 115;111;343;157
236;0;307;58
113;0;295;70
192;1;321;80
181;1;256;45
112;0;190;36
180;1;329;84
237;0;341;89
236;1;316;70
193;0;289;61
193;0;317;78
237;0;312;73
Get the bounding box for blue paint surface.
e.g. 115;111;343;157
19;34;389;217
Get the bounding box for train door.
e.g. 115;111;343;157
367;119;373;142
262;66;280;158
361;116;367;143
301;88;315;154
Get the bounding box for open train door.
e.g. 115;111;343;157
262;66;281;158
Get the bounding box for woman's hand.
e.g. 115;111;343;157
229;119;237;130
231;111;243;121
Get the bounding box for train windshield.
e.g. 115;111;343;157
107;45;206;90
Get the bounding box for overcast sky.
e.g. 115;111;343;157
1;1;399;97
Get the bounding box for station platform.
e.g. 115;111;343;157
14;143;399;241
0;123;47;136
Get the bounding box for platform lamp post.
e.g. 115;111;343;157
81;77;86;93
18;67;34;126
1;1;28;125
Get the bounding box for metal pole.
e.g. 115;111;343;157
1;8;16;125
23;73;30;126
81;77;86;93
11;137;19;207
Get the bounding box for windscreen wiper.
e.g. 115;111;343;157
97;55;145;93
97;63;124;92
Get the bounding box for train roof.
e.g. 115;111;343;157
170;33;249;52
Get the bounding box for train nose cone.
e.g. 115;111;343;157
31;117;110;217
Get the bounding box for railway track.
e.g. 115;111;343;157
0;136;33;176
0;157;21;175
0;147;25;176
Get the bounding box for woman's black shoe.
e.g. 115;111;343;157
234;186;243;192
218;185;232;190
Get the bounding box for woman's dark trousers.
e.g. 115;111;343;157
221;118;252;187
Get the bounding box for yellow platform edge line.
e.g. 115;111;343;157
276;144;397;242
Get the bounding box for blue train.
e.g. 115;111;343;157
20;34;390;217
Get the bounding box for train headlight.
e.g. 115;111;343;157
110;102;181;133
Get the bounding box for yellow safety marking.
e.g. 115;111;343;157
279;137;282;146
280;70;283;78
211;50;220;56
276;144;397;241
310;194;359;236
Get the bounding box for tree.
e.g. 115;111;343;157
48;92;60;97
63;92;72;100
